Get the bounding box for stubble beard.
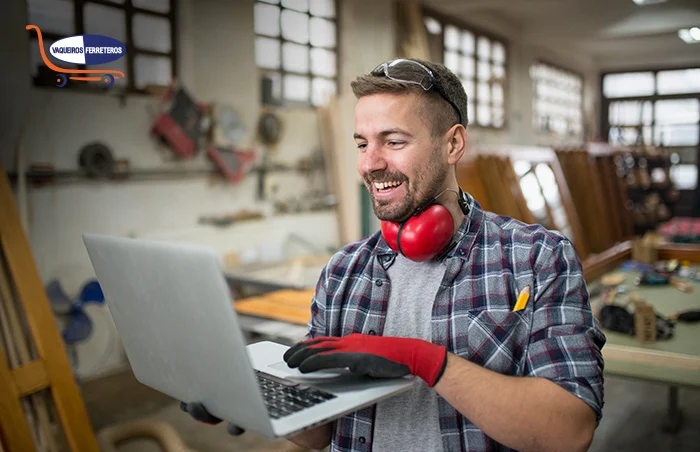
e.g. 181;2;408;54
367;146;448;223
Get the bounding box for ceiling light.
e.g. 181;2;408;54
678;27;700;44
632;0;668;5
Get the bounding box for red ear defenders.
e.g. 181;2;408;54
380;189;469;262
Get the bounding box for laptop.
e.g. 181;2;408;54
82;233;415;439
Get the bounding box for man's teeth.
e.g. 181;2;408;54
374;181;402;190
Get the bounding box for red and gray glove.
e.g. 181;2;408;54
282;334;448;387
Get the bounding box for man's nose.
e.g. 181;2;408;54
359;144;388;174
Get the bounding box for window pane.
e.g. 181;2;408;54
309;0;335;18
282;0;309;12
260;0;280;3
284;74;310;102
282;42;309;73
492;83;504;105
310;17;336;48
603;72;654;98
654;99;700;124
133;0;170;13
310;47;336;77
477;61;490;81
255;37;281;69
424;16;441;35
84;3;126;42
444;51;459;74
657;69;700;95
477;36;490;61
29;37;79;78
654;124;699;147
609;101;653;126
255;3;280;37
477;102;490;126
444;25;460;50
312;77;336;106
461;31;475;54
514;161;531;177
609;126;652;146
460;56;475;78
133;13;171;52
134;54;171;88
477;82;490;103
493;64;505;80
264;71;282;103
282;9;309;44
492;42;505;64
28;0;74;35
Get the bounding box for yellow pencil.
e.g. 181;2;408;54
513;286;530;312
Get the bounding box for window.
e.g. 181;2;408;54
530;62;583;138
423;14;507;128
602;67;700;193
27;0;177;92
254;0;337;107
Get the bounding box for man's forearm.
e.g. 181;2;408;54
288;423;332;450
434;353;596;452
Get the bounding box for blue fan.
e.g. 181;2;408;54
46;279;105;345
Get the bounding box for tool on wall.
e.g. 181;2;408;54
151;84;208;159
257;110;283;200
206;145;256;184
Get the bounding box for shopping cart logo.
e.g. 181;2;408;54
27;24;126;88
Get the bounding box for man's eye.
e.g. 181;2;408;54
357;143;367;150
388;141;404;147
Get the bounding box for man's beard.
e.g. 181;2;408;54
365;148;448;223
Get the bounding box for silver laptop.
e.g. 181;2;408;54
82;233;415;439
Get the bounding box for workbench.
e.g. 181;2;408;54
584;241;700;432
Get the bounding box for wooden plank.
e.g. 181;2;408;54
0;340;36;451
13;361;50;397
0;164;99;452
603;345;700;372
582;240;633;283
657;244;700;263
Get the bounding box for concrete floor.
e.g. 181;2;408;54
82;370;700;452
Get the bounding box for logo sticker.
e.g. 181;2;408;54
26;24;126;88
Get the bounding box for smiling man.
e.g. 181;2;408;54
182;58;605;452
282;58;606;452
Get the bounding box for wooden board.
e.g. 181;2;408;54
0;164;99;451
234;289;315;326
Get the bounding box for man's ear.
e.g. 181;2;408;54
446;124;467;166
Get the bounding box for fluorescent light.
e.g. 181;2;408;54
678;27;700;44
632;0;668;5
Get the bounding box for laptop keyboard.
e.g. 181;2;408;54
256;371;336;419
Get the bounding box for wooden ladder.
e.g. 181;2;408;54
0;164;99;451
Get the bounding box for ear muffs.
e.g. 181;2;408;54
380;204;454;262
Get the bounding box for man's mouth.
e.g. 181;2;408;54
373;180;404;193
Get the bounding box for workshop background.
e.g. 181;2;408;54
0;0;699;451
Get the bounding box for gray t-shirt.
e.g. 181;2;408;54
372;253;446;452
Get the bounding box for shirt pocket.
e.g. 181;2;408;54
466;307;532;375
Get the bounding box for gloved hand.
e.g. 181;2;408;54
179;402;245;436
283;334;448;387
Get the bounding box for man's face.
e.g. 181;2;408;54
354;92;449;222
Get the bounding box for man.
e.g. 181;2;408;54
183;58;605;452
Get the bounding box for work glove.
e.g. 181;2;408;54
283;334;448;387
179;402;245;436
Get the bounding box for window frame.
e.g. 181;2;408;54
254;0;340;108
422;7;510;130
27;0;178;94
530;59;585;139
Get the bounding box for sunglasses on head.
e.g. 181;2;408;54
370;59;463;126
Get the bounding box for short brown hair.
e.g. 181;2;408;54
350;58;468;138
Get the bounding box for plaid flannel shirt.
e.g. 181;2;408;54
305;195;606;452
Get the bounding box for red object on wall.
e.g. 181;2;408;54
151;86;206;159
207;146;257;184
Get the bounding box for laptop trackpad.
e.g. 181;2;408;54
268;360;351;379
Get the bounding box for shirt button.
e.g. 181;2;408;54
359;436;366;444
375;279;383;287
368;330;376;335
458;249;466;256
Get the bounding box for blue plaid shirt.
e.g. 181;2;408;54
305;195;606;452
